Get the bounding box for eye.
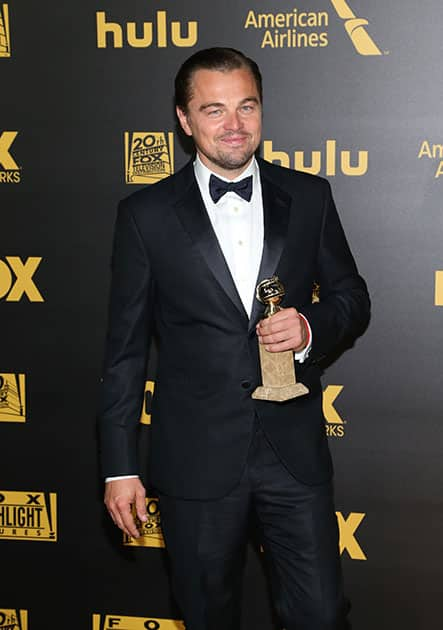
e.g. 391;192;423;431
240;104;255;113
207;108;223;117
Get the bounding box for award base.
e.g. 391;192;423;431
252;344;309;402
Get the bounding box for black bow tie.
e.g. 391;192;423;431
209;174;253;204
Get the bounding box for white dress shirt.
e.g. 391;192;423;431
194;155;263;317
193;155;311;360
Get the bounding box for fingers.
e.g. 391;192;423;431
135;488;148;524
113;498;140;538
104;479;146;538
256;307;306;353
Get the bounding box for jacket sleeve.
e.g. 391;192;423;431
301;180;370;362
97;200;154;478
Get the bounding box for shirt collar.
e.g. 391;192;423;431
193;154;259;199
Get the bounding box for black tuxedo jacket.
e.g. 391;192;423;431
98;157;370;499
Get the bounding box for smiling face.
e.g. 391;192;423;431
176;67;262;180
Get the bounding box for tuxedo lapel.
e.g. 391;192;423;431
173;165;248;322
248;168;292;331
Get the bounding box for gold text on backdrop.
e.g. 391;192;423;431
337;512;367;560
124;132;174;184
0;257;44;302
0;491;57;541
0;373;26;422
329;0;382;55
96;10;197;49
0;610;27;630
0;4;11;57
263;139;368;177
92;615;185;630
0;131;20;182
417;140;443;178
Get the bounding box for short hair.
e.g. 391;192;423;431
175;47;263;111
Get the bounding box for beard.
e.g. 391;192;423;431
199;133;259;173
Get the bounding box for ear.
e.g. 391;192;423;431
176;106;192;137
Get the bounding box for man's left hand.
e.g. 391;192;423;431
256;307;307;353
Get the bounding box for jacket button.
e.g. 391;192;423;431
241;380;251;389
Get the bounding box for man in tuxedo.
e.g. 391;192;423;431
99;48;370;630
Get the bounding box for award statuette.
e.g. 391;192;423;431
252;276;309;402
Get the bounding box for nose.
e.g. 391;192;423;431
223;110;243;131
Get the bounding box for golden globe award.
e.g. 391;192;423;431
252;276;309;402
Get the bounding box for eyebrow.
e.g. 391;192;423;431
199;97;260;112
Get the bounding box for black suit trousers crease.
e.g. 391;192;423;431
159;424;348;630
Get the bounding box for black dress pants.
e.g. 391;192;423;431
159;426;347;630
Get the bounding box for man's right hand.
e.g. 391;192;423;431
104;478;148;538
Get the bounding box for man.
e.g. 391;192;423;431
99;48;370;630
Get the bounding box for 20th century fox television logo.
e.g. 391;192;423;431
0;373;26;422
0;4;11;57
0;490;57;541
125;132;174;184
123;497;164;547
0;609;28;630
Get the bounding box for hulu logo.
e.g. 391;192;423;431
264;139;368;177
96;10;198;49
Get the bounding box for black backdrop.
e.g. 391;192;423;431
1;1;443;629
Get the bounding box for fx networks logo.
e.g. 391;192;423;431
435;271;443;306
263;139;368;177
140;380;155;425
125;132;174;185
0;490;57;541
323;385;346;438
123;497;164;548
0;131;21;183
0;257;44;302
96;9;197;49
0;373;26;423
92;615;185;630
0;610;28;630
417;140;443;179
336;511;366;560
243;0;383;55
0;4;11;58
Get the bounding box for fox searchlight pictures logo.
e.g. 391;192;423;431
0;490;57;541
0;373;26;423
125;132;174;184
244;0;384;55
0;4;11;58
0;610;28;630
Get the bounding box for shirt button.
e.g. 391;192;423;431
241;380;251;389
238;240;243;246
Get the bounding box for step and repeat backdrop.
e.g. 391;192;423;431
1;1;442;629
